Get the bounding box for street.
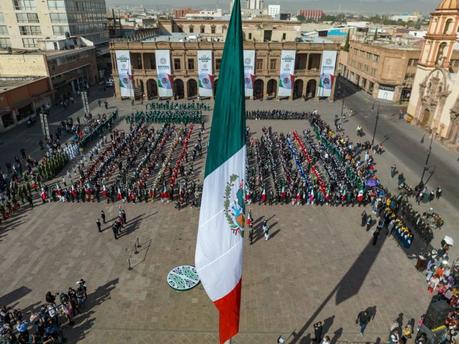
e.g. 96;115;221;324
338;78;459;210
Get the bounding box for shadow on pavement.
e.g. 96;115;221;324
64;278;119;342
289;234;386;344
0;286;32;308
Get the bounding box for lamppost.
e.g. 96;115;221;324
418;130;435;188
336;78;345;118
371;101;380;147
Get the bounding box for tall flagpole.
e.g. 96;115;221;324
194;0;245;343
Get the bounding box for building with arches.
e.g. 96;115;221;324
109;37;339;101
407;0;459;147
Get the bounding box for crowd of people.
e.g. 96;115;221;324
419;244;459;343
125;110;203;125
40;122;204;209
146;101;211;111
246;110;309;120
244;111;378;207
0;111;118;224
0;279;87;344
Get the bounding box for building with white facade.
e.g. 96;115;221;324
247;0;264;10
0;0;108;49
267;5;280;18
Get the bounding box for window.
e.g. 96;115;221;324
22;38;38;48
270;58;277;70
437;42;448;64
189;25;194;33
408;59;418;66
0;38;11;48
19;25;41;35
0;13;4;24
211;25;216;34
173;58;181;71
200;25;205;34
282;33;286;40
50;13;67;23
248;33;252;40
444;19;453;34
52;25;68;35
47;0;65;10
404;73;415;80
215;58;222;71
16;13;39;23
0;26;8;35
13;0;36;10
256;58;263;71
187;58;195;70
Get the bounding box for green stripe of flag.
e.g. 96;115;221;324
204;0;246;178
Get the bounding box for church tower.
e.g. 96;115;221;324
418;0;459;69
407;0;459;145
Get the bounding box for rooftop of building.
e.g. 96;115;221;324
159;17;300;24
351;38;423;51
139;32;334;44
0;45;94;57
437;0;459;10
0;76;47;93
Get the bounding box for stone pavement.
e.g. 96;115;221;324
1;93;455;343
0;199;430;344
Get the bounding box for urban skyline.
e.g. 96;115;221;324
105;0;437;14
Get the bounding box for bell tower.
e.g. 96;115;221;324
418;0;459;69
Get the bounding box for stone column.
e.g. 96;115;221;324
184;79;188;99
141;53;146;71
264;78;269;100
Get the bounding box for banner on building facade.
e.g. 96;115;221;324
197;50;213;97
318;50;337;97
278;50;296;97
243;50;255;97
115;50;133;98
155;50;173;97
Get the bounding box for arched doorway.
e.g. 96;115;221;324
306;79;317;99
187;79;198;98
213;79;218;97
147;79;158;99
421;108;431;127
267;79;277;98
173;79;185;99
138;80;144;99
293;79;304;99
253;79;264;100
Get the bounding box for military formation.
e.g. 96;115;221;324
246;110;309;120
125;110;203;125
2;102;448;251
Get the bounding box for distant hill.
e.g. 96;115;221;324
106;0;437;15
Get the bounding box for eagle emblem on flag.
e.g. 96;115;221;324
223;174;246;237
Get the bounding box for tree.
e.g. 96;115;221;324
373;28;378;41
343;31;350;52
296;15;306;22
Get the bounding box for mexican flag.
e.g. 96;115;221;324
195;0;246;343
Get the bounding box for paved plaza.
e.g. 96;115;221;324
0;194;431;343
0;90;454;343
1;88;458;343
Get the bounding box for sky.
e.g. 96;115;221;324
105;0;438;14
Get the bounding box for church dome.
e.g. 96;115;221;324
437;0;459;10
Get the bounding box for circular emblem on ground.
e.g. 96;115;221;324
167;265;200;291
